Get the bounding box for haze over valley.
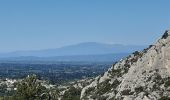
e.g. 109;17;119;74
0;42;146;62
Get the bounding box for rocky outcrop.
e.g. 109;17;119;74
80;30;170;100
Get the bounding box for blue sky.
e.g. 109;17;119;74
0;0;170;52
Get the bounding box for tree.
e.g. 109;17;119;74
62;86;81;100
13;75;49;100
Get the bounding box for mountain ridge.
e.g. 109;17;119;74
59;30;170;100
0;42;146;57
0;53;129;63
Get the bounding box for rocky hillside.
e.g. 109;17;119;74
60;30;170;100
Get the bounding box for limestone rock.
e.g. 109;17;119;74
80;30;170;100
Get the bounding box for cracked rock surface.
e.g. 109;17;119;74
79;30;170;100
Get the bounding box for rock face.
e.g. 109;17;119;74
79;30;170;100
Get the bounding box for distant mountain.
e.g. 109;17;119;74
0;53;130;63
0;42;146;57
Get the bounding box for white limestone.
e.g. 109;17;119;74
80;30;170;100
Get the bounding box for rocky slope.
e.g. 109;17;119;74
60;30;170;100
79;30;170;100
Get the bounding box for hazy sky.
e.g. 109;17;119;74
0;0;170;52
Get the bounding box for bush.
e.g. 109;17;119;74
121;89;133;95
159;96;170;100
62;86;81;100
165;79;170;87
133;51;140;56
85;87;95;95
162;31;169;39
135;86;143;94
13;75;50;100
96;79;112;95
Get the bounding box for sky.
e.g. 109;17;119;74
0;0;170;52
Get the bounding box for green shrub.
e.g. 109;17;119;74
62;86;81;100
85;87;95;95
14;75;50;100
165;79;170;87
135;86;143;94
159;96;170;100
133;51;140;56
111;79;120;89
96;79;111;95
121;89;133;95
162;31;169;39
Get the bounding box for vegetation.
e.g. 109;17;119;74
0;75;60;100
0;62;110;85
85;87;95;94
0;62;111;99
96;79;120;96
162;30;169;39
108;68;122;77
121;89;133;95
96;79;111;95
133;51;140;56
82;78;120;100
134;86;144;94
61;86;81;100
164;77;170;87
159;96;170;100
12;75;50;100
